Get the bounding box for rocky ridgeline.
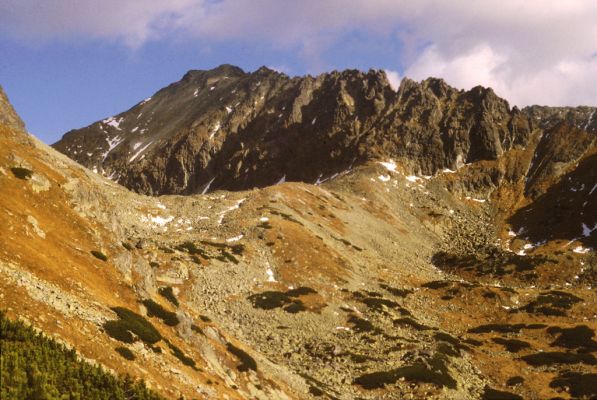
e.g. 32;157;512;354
53;65;596;196
0;86;26;133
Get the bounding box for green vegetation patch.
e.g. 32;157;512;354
158;246;175;254
548;325;597;351
247;287;316;314
115;346;135;361
175;241;210;259
482;386;523;400
226;343;257;372
104;307;162;345
515;290;584;316
91;250;108;262
521;351;596;366
158;287;179;307
468;323;546;334
0;311;162;399
354;354;456;389
550;372;597;399
393;317;433;331
10;167;33;180
165;341;197;369
142;299;179;327
491;338;531;353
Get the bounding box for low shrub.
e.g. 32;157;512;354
110;307;162;344
142;299;179;326
91;250;108;262
10;167;33;180
158;287;179;307
115;346;135;361
226;343;257;372
167;341;197;368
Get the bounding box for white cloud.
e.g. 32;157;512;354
1;0;596;105
0;0;204;48
384;70;402;91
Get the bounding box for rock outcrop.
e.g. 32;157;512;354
0;85;26;132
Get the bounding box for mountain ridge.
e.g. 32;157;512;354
52;64;596;197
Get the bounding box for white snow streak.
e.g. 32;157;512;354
226;234;244;243
103;117;123;130
129;142;152;162
101;135;124;161
202;177;216;194
379;161;397;173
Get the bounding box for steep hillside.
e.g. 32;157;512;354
2;76;597;400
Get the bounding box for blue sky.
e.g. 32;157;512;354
1;0;596;144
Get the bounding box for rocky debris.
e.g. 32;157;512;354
0;261;110;325
26;215;46;239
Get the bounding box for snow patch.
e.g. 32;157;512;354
573;246;591;254
102;117;124;130
379;161;397;173
378;175;391;182
335;326;351;331
405;175;421;183
101;135;124;161
202;177;216;194
311;117;317;125
259;217;269;222
276;175;286;185
217;198;246;225
583;110;595;131
193;88;199;97
149;215;174;226
226;234;244;243
266;267;276;282
226;106;233;114
582;223;596;237
129;142;153;162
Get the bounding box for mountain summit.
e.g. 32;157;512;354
54;65;596;196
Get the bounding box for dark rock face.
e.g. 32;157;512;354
52;65;596;195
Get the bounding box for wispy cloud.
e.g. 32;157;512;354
2;0;596;105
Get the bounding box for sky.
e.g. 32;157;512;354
1;0;596;144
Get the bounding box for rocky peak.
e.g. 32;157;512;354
53;65;595;196
0;85;26;132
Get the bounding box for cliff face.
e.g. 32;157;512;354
53;65;596;196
